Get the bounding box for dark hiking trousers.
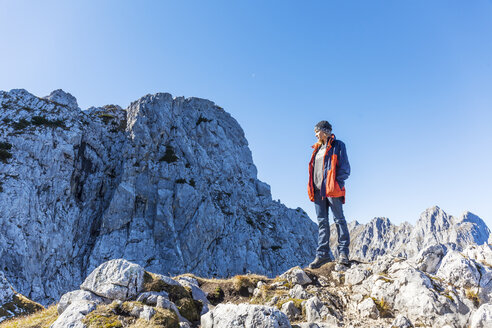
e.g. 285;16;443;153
314;189;350;259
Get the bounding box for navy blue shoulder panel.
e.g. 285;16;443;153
332;139;345;155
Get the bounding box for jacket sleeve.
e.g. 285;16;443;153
336;141;350;187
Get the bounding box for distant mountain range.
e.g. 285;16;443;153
330;205;490;261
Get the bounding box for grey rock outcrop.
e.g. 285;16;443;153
200;303;291;328
281;300;301;320
280;267;312;286
80;259;145;300
50;300;98;328
0;272;15;323
470;303;492;328
57;289;105;315
304;296;337;324
411;244;447;274
136;291;169;305
177;276;210;315
0;271;13;306
391;314;413;328
357;297;378;319
289;284;310;300
52;259;206;327
436;251;481;289
331;206;490;262
248;245;492;327
0;270;44;323
0;88;318;304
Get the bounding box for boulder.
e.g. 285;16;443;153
304;296;336;324
280;267;312;286
391;314;413;328
289;284;310;300
156;295;190;324
57;289;105;314
281;300;300;320
366;261;466;326
345;266;371;285
136;291;170;305
436;251;481;289
357;298;378;319
50;300;98;328
139;305;156;321
293;324;333;328
80;259;145;300
200;303;291;328
177;276;210;315
411;244;446;274
469;303;492;328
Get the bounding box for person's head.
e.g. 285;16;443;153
314;120;332;144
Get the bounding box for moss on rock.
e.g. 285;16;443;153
142;271;202;323
207;286;224;305
83;312;122;328
175;298;200;323
276;297;305;311
83;301;180;328
142;272;190;302
150;308;180;328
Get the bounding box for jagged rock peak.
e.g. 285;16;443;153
415;205;453;228
459;211;491;245
0;89;318;306
1;88;78;111
43;89;79;111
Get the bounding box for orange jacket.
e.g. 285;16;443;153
308;134;350;203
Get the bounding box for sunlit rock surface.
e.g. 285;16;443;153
0;89;317;305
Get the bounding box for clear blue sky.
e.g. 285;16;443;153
1;1;492;230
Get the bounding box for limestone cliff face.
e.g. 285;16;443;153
0;89;318;305
330;206;490;261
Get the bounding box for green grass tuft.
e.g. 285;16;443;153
371;297;393;318
0;305;57;328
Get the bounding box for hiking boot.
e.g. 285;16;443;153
338;253;349;266
308;257;332;269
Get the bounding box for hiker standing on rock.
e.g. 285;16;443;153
307;120;351;268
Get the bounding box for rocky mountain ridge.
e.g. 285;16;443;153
0;89;490;313
2;243;492;328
